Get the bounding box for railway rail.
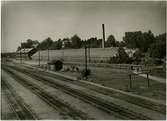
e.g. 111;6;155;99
7;63;166;114
3;64;153;120
35;69;166;114
1;79;38;120
2;66;92;120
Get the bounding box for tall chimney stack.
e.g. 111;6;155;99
102;24;105;48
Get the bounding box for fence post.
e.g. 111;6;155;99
85;46;88;80
147;73;150;87
48;49;50;62
129;74;132;89
38;50;40;66
85;46;87;71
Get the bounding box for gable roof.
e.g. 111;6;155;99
16;48;34;53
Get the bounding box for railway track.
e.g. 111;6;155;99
33;68;166;114
1;79;38;120
2;66;92;120
7;64;166;114
3;65;152;120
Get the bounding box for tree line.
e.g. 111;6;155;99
17;30;166;59
123;31;166;59
17;34;124;50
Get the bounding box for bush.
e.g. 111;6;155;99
144;58;163;66
108;56;119;63
133;50;143;64
100;60;104;63
64;67;70;72
108;47;133;64
81;69;91;78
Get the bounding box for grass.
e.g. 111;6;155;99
150;68;166;79
60;65;166;101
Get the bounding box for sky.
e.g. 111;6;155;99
1;1;166;52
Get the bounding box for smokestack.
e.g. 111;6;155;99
102;24;105;48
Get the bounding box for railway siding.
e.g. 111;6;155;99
1;90;19;120
1;69;63;120
1;79;38;120
25;63;165;114
5;64;166;120
38;73;165;120
17;62;166;114
9;68;119;119
2;67;92;120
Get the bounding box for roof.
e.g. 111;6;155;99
17;48;34;53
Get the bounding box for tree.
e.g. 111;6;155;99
21;39;39;49
149;33;166;58
56;39;62;49
118;41;126;47
46;37;53;49
141;30;156;52
62;38;71;49
32;40;39;48
71;35;82;48
86;37;100;48
133;49;143;64
37;37;53;50
50;41;57;50
123;30;156;52
50;39;62;50
116;47;130;63
123;31;143;49
106;34;117;47
17;46;21;51
16;39;39;52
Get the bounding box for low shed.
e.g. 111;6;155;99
48;60;63;71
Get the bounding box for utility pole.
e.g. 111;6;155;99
85;45;88;72
102;24;105;48
147;73;150;87
38;50;40;66
88;40;91;63
62;41;65;61
20;48;21;64
24;46;25;61
20;42;22;64
129;74;132;89
48;48;49;63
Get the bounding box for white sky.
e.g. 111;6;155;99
1;1;166;52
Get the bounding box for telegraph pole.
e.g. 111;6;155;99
38;50;40;66
48;48;49;62
62;41;65;61
102;24;105;48
88;40;91;63
147;73;150;87
24;46;25;61
85;46;88;71
20;48;21;64
20;42;22;64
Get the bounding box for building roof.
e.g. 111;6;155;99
16;48;34;53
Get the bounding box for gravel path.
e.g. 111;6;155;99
133;71;166;84
1;90;19;120
1;69;63;120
